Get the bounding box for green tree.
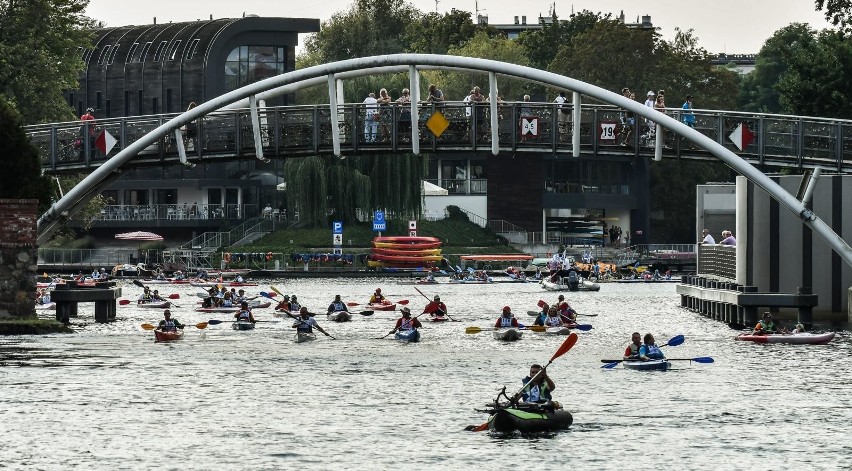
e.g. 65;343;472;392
518;10;606;71
0;0;94;124
406;9;481;55
816;0;852;33
0;98;56;211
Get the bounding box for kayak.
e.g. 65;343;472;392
397;280;440;285
430;315;449;322
196;306;239;313
735;332;835;345
487;406;573;434
395;329;421;342
371;253;444;263
540;279;600;292
368;302;397;311
154;329;184;342
190;282;259;288
448;279;492;284
295;332;316;343
545;325;578;335
136;301;171;309
493;328;523;341
622;359;672;371
373;247;443;256
372;241;443;250
327;311;352;322
232;321;256;331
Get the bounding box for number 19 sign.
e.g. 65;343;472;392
599;121;618;143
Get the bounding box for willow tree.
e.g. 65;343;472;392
281;154;427;226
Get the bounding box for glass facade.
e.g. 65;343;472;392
545;160;630;195
225;46;287;91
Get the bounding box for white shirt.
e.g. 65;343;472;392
363;95;378;112
702;234;716;244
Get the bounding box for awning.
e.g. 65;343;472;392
422;180;448;196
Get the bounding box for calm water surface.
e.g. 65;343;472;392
1;279;849;470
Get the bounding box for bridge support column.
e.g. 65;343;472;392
796;286;813;329
489;71;499;156
327;75;341;157
94;300;116;323
740;285;758;327
409;65;421;155
249;95;269;163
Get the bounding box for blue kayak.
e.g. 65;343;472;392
395;329;421;343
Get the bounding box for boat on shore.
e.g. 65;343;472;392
735;332;835;344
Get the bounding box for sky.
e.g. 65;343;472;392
84;0;834;55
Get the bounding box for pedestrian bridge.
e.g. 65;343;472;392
26;102;852;173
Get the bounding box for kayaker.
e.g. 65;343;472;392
151;290;165;302
235;289;247;303
544;307;564;327
327;294;349;314
555;295;577;323
752;312;777;335
515;364;556;404
494;306;520;328
533;303;549;326
275;295;291;312
293;306;330;336
235;274;245;283
138;287;153;304
638;333;665;360
425;295;448;319
388;307;422;336
158;310;184;332
289;295;302;312
623;332;642;359
370;288;385;304
234;301;256;324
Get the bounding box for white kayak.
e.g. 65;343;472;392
327;311;352;322
295;332;317;343
735;332;835;345
136;301;171;309
545;327;573;335
493;328;523;341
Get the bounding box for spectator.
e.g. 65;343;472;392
396;88;412;140
682;95;695;128
426;84;444;104
377;88;392;142
470;86;487;139
644;91;656;127
700;228;716;245
79;107;97;157
363;92;378;143
720;230;736;246
554;91;570;139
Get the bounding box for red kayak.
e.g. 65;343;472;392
374;236;440;243
154;329;184;342
368;302;397;311
735;332;835;344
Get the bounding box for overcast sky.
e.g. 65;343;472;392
85;0;834;55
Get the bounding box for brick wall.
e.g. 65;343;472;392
0;199;38;319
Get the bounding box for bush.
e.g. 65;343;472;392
445;205;469;222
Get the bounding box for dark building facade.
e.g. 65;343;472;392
66;17;320;118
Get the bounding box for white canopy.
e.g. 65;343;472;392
422;180;448;196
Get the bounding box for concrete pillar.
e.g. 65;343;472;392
797;286;812;328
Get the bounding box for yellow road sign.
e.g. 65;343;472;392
426;111;450;137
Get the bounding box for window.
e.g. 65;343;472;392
153;41;167;62
107;44;121;64
224;46;287;91
166;89;172;112
96;91;102;110
139;42;152;62
98;45;112;65
138;90;143;114
152;97;158;115
186;39;200;60
126;43;139;63
167;40;182;61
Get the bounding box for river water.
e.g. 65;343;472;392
1;279;849;470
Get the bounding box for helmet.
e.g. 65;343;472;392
401;307;411;315
502;306;511;313
434;295;440;301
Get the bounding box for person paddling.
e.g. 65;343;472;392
327;294;349;314
638;333;665;360
138;287;153;304
234;301;256;324
543;306;564;327
151;289;165;302
388;306;422;336
370;288;385;304
288;295;302;312
293;306;330;336
275;294;291;312
515;364;556;404
752;312;777;335
623;332;642;359
158;309;184;332
555;295;577;323
494;306;519;328
425;295;448;319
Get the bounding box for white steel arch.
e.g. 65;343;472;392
36;54;852;269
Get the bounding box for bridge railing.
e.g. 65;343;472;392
93;203;259;221
697;244;737;280
26;103;852;173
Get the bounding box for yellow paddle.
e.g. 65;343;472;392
141;322;208;330
465;325;545;334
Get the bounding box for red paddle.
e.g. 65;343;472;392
168;294;180;299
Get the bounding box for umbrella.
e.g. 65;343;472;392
115;231;164;266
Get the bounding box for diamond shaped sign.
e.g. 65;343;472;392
426;111;450;137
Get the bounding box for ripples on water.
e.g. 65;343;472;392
1;279;849;470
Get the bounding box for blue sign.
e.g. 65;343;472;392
332;221;343;234
372;210;386;232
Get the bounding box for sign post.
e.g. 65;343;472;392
332;221;343;255
408;220;417;237
372;210;386;235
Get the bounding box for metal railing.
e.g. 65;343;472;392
181;217;271;250
94;203;259;222
26;103;852;173
697;244;737;280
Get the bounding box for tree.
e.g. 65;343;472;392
0;98;56;212
816;0;852;33
0;0;95;124
518;10;606;71
406;9;480;55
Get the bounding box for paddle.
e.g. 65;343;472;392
354;310;374;316
601;334;686;369
599;356;714;364
414;286;458;322
511;332;578;401
349;300;409;307
141;322;207;330
378;311;428;339
168;294;180;299
536;300;598;317
465;325;546;334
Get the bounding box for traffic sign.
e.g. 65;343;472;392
521;117;539;136
374;210;385;222
599;121;617;142
373;222;386;232
409;230;417;237
408;220;417;230
729;122;755;151
333;234;343;246
332;221;343;234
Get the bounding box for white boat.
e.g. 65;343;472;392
327;311;352;322
540;278;600;292
622;359;672;371
493;328;523;341
545;327;573;335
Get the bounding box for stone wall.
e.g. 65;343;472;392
0;199;38;319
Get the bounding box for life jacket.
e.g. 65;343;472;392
499;316;515;327
330;301;347;312
161;319;176;331
545;316;562;327
756;319;776;332
523;379;551;403
399;317;416;331
237;310;252;321
624;343;640;358
289;301;301;311
371;294;385;303
640;344;664;359
296;317;313;333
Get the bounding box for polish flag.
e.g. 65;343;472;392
95;129;117;155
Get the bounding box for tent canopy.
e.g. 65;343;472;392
422;180;448;196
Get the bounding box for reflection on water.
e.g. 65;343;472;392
1;279;850;470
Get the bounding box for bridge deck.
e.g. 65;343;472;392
26;103;852;173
